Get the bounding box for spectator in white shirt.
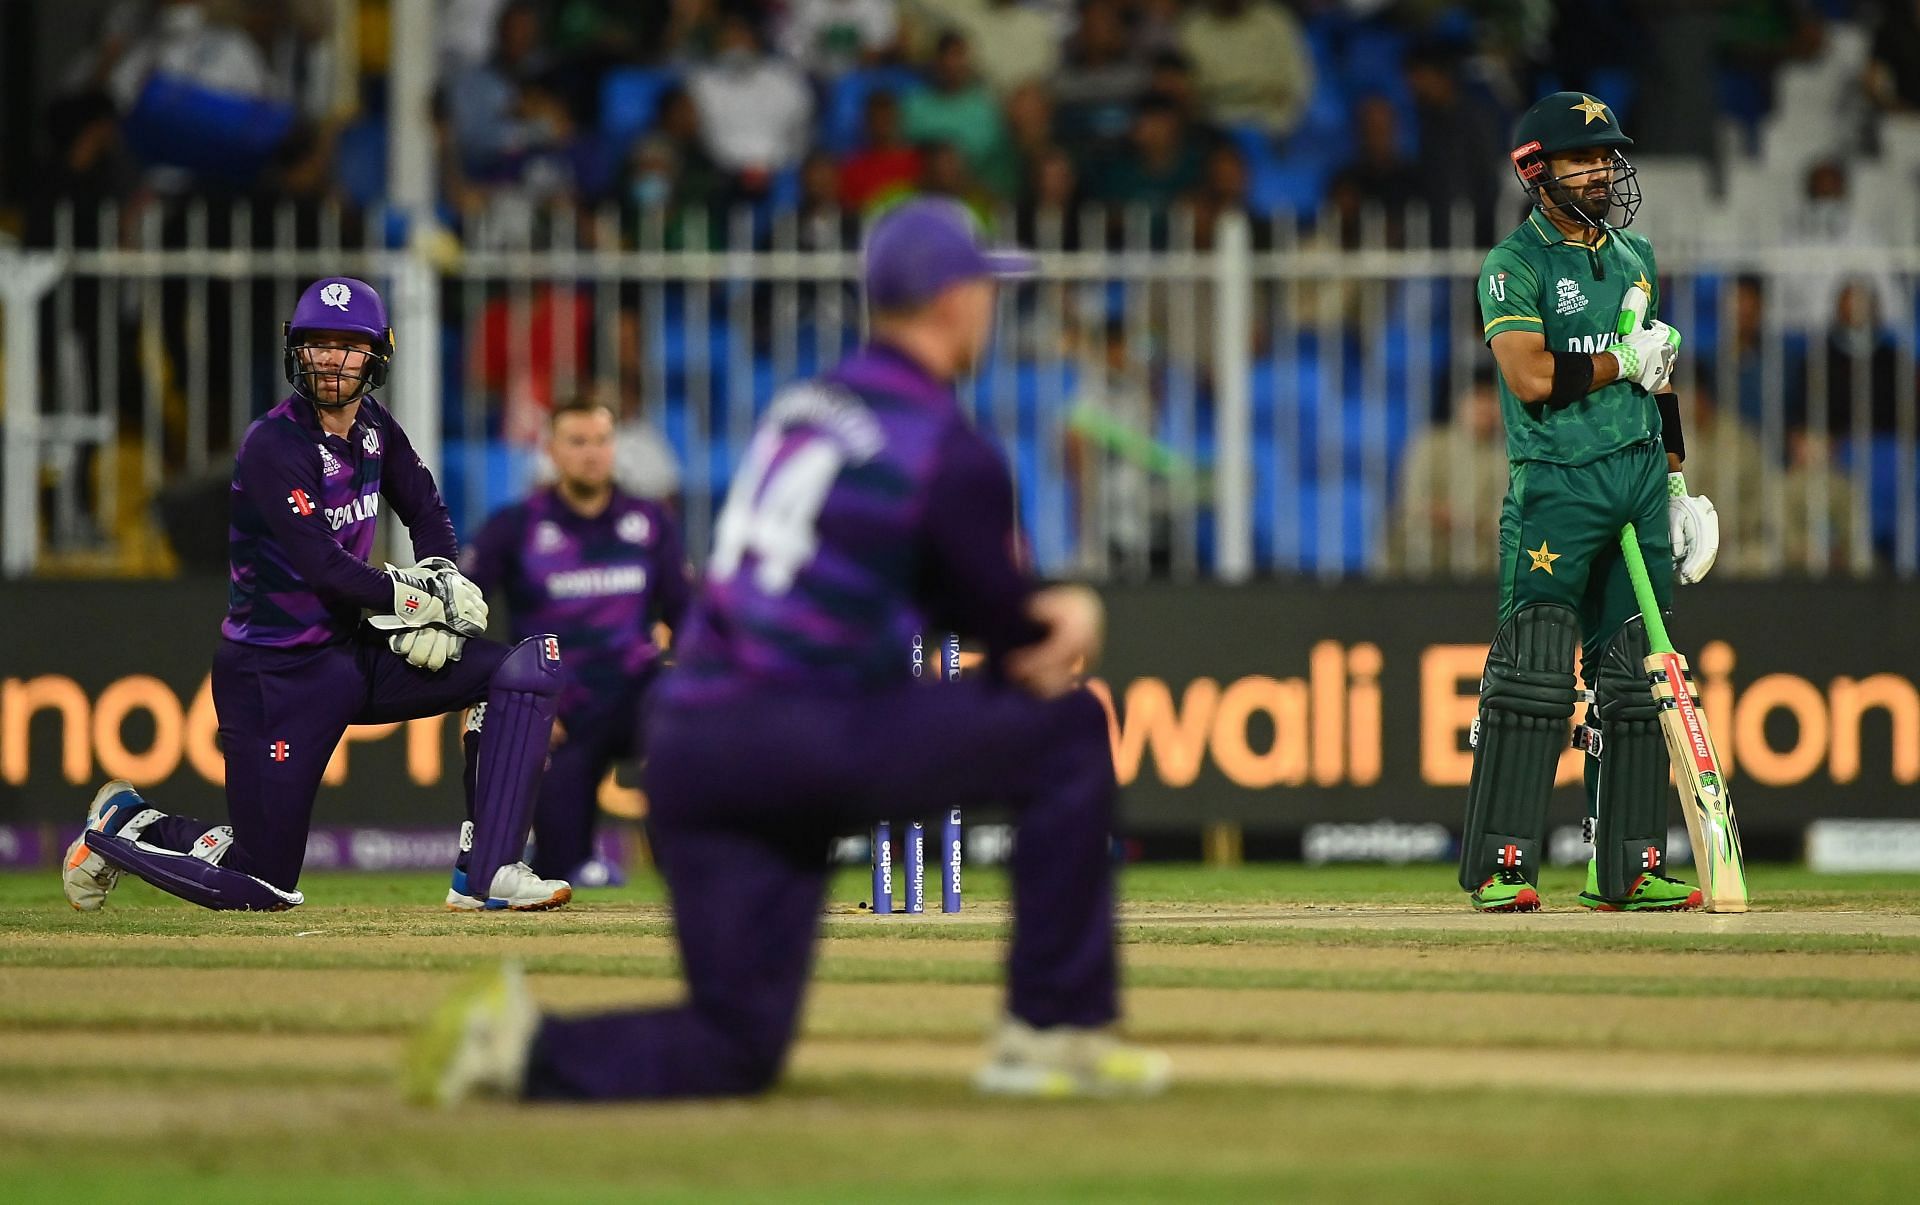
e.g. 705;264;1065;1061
688;12;816;189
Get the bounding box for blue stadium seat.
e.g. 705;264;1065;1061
601;67;681;146
1012;429;1077;574
334;117;386;209
1837;435;1920;560
1290;477;1388;574
441;440;542;535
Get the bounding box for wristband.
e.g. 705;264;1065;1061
1656;392;1685;462
1548;352;1595;409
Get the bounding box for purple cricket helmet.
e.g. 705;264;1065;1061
283;276;395;407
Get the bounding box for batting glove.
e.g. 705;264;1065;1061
1608;320;1681;394
1668;473;1720;585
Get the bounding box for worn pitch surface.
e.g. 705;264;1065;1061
4;865;1919;1202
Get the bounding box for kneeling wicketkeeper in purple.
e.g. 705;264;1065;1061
63;277;571;914
409;199;1171;1102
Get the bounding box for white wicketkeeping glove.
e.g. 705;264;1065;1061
1668;473;1719;585
389;626;464;671
410;556;489;631
367;560;488;672
1608;285;1681;394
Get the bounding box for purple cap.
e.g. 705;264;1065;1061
862;198;1037;310
288;276;389;339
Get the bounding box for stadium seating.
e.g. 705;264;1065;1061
600;67;682;148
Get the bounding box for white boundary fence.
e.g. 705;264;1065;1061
3;200;1917;582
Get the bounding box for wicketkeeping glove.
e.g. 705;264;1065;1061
1668;473;1719;585
381;564;486;636
388;626;464;671
367;562;485;672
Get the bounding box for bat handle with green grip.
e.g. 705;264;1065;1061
1616;283;1650;338
1618;523;1676;655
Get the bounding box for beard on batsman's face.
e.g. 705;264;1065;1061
297;342;374;401
1545;154;1615;221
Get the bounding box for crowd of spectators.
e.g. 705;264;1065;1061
12;0;1914;579
21;0;1894;251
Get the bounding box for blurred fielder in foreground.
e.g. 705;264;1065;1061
411;198;1168;1103
63;278;570;913
462;397;691;885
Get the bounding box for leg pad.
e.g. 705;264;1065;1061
466;636;564;894
87;829;303;911
1459;604;1580;889
1592;616;1672;900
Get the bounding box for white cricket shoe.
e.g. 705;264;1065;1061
405;961;539;1107
973;1016;1172;1099
62;780;147;911
446;861;572;912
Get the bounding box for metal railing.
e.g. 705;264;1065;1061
3;197;1916;582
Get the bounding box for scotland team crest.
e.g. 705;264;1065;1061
617;511;651;544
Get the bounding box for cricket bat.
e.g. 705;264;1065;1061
1619;525;1749;912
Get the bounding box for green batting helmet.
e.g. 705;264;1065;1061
1509;92;1640;229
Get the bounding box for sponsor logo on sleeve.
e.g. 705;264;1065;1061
287;489;315;516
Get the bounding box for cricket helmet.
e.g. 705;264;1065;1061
1509;92;1640;230
283;276;395;408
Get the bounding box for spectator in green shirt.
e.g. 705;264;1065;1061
902;30;1017;199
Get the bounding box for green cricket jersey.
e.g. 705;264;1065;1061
1478;210;1663;467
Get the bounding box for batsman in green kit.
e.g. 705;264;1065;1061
1459;93;1722;912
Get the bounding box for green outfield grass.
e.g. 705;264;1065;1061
4;865;1920;1203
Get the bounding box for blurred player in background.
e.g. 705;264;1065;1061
462;397;691;888
410;198;1169;1104
62;278;571;914
1461;94;1719;913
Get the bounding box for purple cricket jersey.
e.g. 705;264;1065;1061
463;488;690;701
222;394;458;647
667;342;1040;700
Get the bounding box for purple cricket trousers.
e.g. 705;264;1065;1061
527;670;653;882
522;679;1118;1100
141;633;508;890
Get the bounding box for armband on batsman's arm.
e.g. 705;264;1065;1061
1547;352;1595;409
1657;392;1685;462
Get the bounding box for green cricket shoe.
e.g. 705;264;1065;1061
405;960;539;1107
1578;859;1704;912
974;1017;1172;1098
1470;869;1541;913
